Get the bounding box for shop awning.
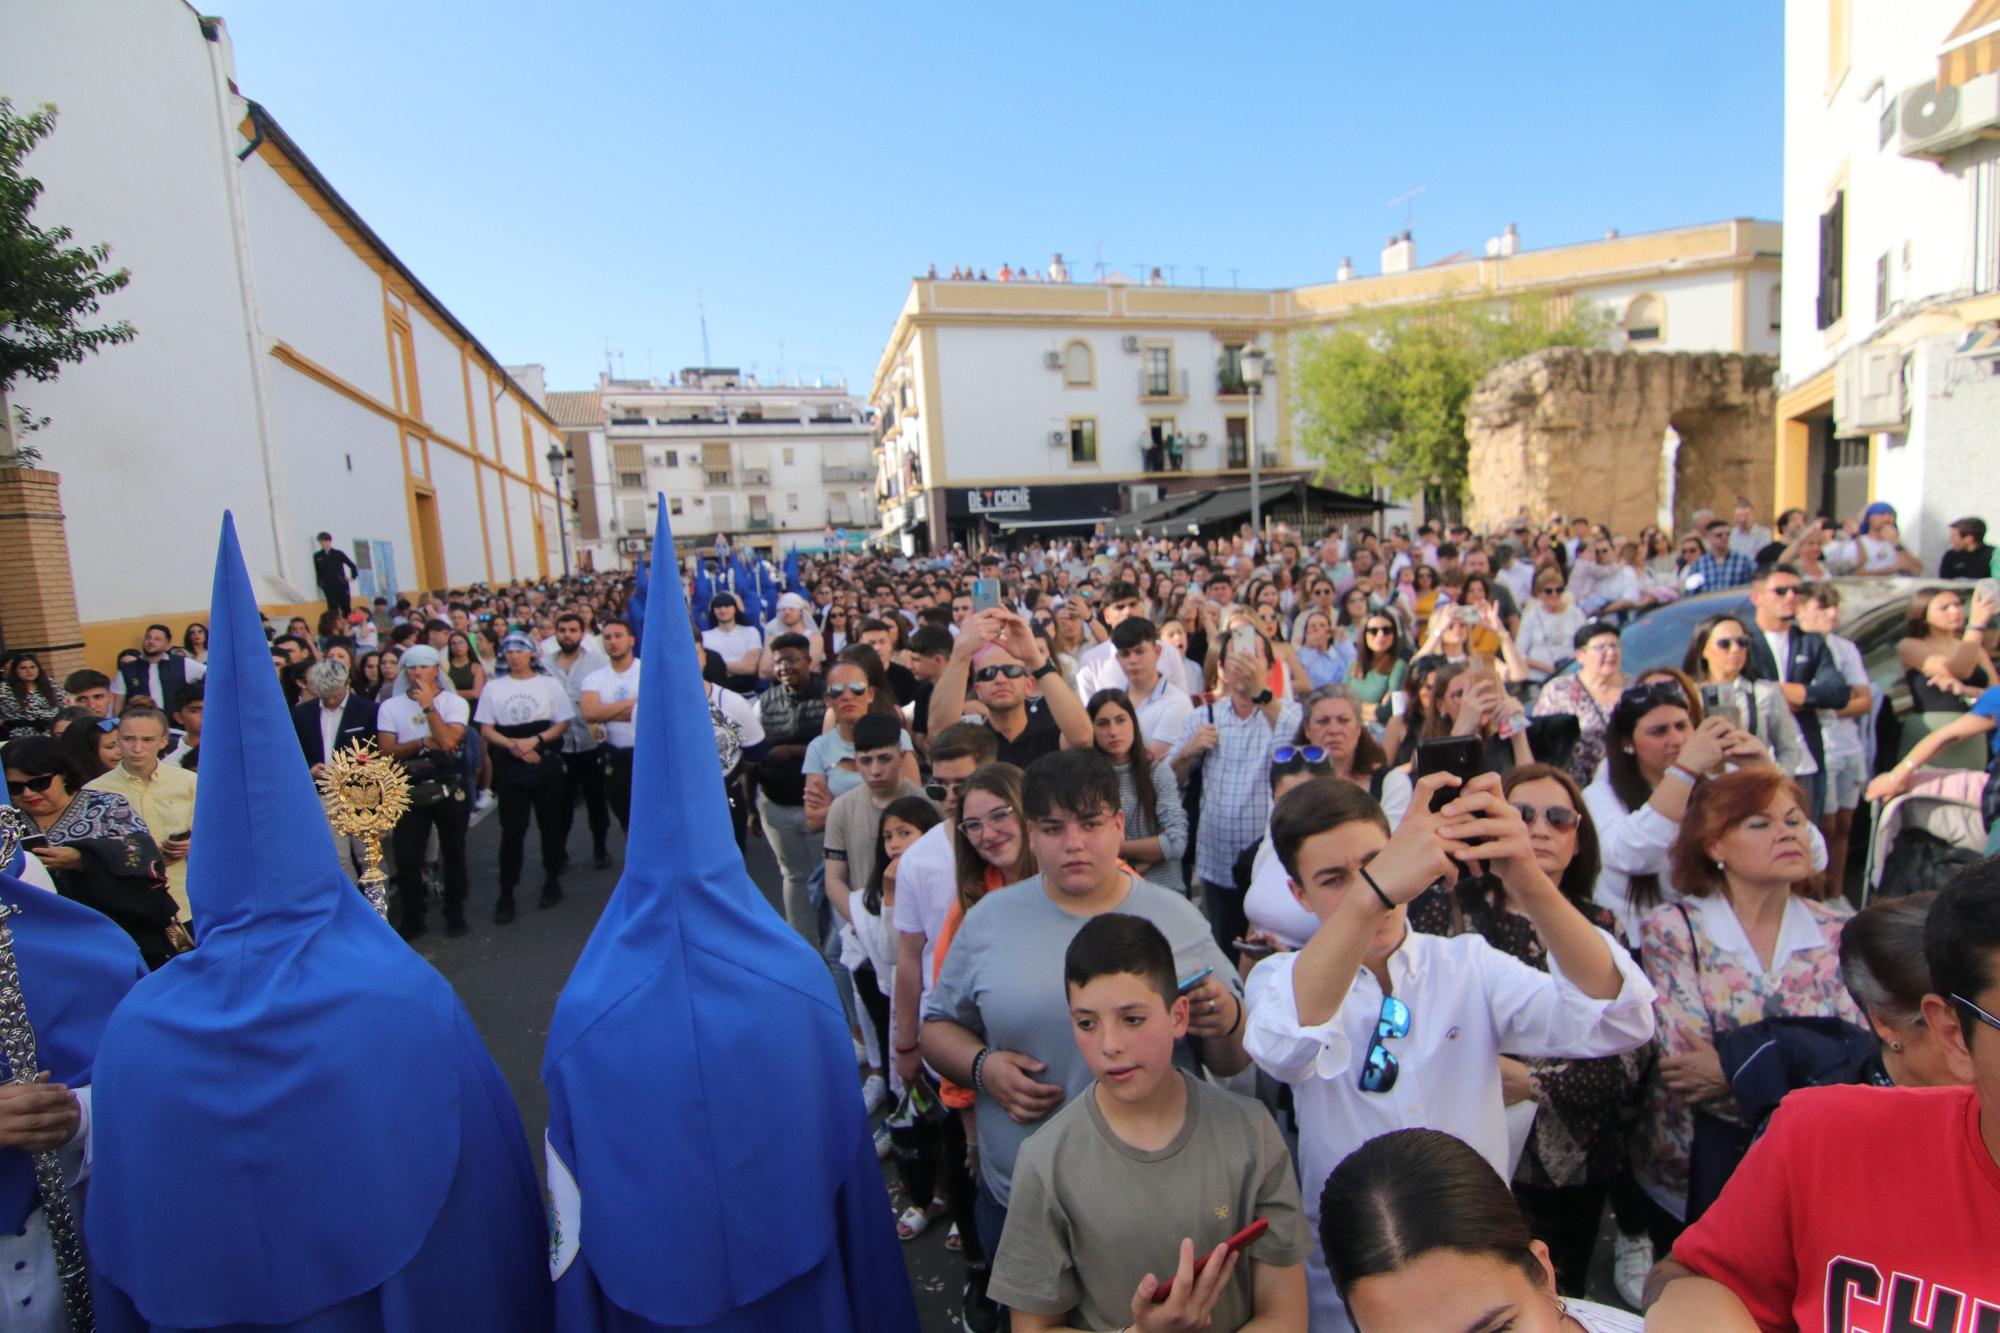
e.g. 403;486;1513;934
1940;0;2000;86
1109;479;1383;536
987;514;1106;531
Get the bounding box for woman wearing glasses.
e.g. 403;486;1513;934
1532;622;1629;785
1349;614;1408;728
4;734;185;968
1242;771;1657;1331
1086;689;1188;895
1408;764;1648;1298
1682;614;1811;783
1633;769;1863;1252
802;650;918;834
1517;573;1587;685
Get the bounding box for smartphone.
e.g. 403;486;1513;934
1698;683;1743;730
1230;624;1259;659
1389;691;1408;718
1455;604;1480;626
1176;966;1215;995
1414;735;1485;814
1976;577;2000;606
1151;1218;1271;1303
1231;936;1278;959
19;833;49;852
972;578;1002;613
169;829;192;843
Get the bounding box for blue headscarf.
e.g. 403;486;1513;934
541;499;919;1331
85;513;548;1328
0;860;145;1233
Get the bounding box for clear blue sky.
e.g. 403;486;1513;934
216;0;1783;396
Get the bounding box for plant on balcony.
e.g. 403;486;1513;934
1;100;136;466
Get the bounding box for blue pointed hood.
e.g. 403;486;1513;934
86;513;467;1326
543;499;898;1325
0;865;146;1232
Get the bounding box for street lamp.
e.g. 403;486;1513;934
1240;344;1268;537
544;443;572;577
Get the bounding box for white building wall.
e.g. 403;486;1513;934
412;318;471;447
504;476;537;582
427;447;489;584
0;0;287;621
1581;270;1765;355
267;369;410;578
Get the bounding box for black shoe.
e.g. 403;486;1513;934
494;897;517;926
396;918;427;942
444;916;470;939
961;1269;1000;1333
592;846;613;870
538;879;564;909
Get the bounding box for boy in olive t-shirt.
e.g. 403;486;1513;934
990;914;1310;1332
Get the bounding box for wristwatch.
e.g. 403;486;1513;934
1252;688;1274;705
1030;659;1059;680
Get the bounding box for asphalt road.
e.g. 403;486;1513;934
420;805;972;1330
423;799;1627;1329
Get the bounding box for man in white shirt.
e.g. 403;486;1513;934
1244;773;1656;1331
757;593;822;676
375;645;473;940
1726;498;1772;563
109;624;205;706
544;612;612;871
1104;618;1190;760
578;617;640;834
1073;583;1186;700
700;592;763;693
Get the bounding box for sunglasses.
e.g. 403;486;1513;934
824;681;869;699
1272;746;1328;765
1953;993;2000;1036
974;664;1029;683
93;717;121;733
1512;801;1581;830
6;773;58;796
1365;624;1396;636
1360;994;1411;1094
1538;585;1565;595
1618;681;1687;710
923;778;966;802
1709;636;1751;651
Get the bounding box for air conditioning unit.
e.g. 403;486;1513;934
1121;335;1141;353
1834;344;1908;436
1048;430;1068;447
1193;432;1210;447
1899;74;2000;160
1042;350;1063;370
1129;484;1162;508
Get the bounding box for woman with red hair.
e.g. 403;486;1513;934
1632;769;1863;1252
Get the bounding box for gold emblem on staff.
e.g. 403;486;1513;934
316;743;411;920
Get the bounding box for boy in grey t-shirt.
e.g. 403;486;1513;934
989;914;1310;1331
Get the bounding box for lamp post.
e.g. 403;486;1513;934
544;443;572;577
1240;344;1268;537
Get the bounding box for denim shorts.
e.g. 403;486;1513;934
1825;750;1866;813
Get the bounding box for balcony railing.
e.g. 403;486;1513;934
1141;441;1189;473
747;515;774;530
1217;371;1248;396
1224;448;1281;469
823;464;873;482
1140;368;1190;400
744;468;771;485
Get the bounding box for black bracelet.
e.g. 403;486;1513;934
1358;864;1395;912
1224;992;1244;1037
970;1047;991;1092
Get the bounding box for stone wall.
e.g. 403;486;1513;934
1464;349;1777;538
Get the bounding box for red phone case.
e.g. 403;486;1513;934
1150;1217;1269;1303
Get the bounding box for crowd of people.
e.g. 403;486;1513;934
4;494;1998;1331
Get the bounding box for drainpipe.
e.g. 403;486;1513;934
201;22;296;592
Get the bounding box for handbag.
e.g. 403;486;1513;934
1673;903;1757;1225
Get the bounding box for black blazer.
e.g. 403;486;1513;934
292;693;379;768
1742;627;1850;769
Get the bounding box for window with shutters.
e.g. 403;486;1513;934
1623;295;1664;344
1063;340;1094;387
1068;417;1098;466
1816;193;1845;330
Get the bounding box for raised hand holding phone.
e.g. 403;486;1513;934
1134;1235;1241;1329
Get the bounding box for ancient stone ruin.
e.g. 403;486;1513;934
1464;349;1777;538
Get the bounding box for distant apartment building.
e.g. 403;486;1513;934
549;370;875;564
1774;0;2000;560
873;220;1779;551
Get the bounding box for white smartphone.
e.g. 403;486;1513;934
1230;624;1259;659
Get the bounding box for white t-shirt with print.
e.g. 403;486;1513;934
579;660;641;749
377;690;472;745
473;674;575;729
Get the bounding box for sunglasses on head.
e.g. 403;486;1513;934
824;681;869;699
6;773;58;796
1360;994;1411;1094
94;717;121;732
1272;746;1328;766
974;663;1029;683
1512;801;1580;830
1618;680;1687;711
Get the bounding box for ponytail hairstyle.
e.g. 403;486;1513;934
1318;1129;1545;1303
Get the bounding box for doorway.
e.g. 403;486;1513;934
412;487;446;591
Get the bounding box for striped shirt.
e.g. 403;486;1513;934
1171;696;1302;887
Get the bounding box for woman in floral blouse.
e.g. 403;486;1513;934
1634;768;1860;1251
1532;621;1627;785
1408;763;1649;1297
0;651;67;739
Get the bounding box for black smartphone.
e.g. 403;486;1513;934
19;833;49;852
1413;735;1485;814
169;829;192;842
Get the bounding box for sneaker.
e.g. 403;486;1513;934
961;1269;1000;1333
538;879;564;909
469;792;497;827
860;1074;889;1115
851;1035;870;1069
873;1124;893;1161
1612;1230;1653;1309
494;896;517;926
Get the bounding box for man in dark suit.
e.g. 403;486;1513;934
1741;563;1851;819
293;658;377;772
312;532;360;619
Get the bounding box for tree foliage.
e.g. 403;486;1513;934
1289;293;1609;507
1;98;137;458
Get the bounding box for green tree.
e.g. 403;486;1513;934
0;98;137;465
1290;293;1608;511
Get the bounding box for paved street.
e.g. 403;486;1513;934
422;807;969;1330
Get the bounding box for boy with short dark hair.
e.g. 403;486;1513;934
824;712;928;930
992;913;1310;1332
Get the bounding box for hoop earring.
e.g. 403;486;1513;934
1890;1040;1905;1053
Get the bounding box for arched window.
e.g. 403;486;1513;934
1624;294;1664;344
1063;339;1094;387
